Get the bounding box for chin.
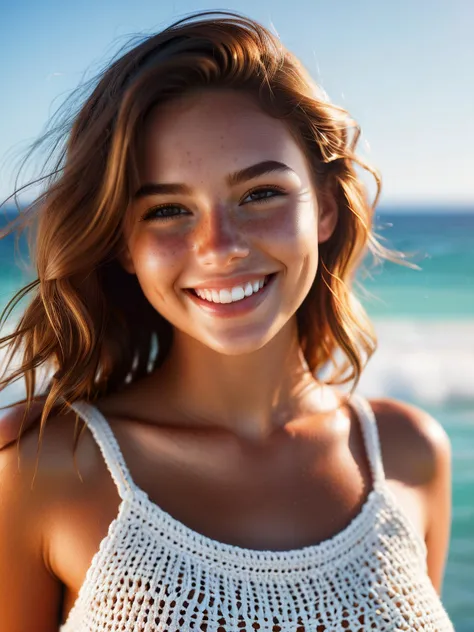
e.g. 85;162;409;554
202;325;283;356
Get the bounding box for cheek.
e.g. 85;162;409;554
129;231;187;290
253;203;318;261
260;205;319;303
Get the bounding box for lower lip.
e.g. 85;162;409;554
185;273;278;318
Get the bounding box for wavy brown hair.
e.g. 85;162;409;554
0;11;413;473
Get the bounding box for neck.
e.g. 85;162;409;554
154;318;336;441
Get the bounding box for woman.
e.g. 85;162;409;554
0;11;453;631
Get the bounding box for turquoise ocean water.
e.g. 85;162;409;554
0;207;473;628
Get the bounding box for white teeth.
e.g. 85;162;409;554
231;286;245;301
193;276;269;304
219;289;232;303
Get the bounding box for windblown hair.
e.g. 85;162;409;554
0;11;412;466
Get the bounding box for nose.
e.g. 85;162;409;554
193;206;250;267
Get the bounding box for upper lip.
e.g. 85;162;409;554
187;272;275;290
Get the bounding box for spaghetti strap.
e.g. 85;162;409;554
348;392;385;488
58;397;453;632
69;395;385;499
69;400;135;501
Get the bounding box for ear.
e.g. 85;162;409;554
317;184;339;244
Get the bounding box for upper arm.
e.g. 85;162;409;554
422;417;452;594
371;398;452;595
0;439;63;631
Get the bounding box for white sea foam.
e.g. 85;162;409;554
343;319;474;407
1;317;473;409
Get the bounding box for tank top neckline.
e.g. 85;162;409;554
68;392;427;571
59;392;454;632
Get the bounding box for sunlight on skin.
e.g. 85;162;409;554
116;89;339;441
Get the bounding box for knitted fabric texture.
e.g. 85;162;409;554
59;394;454;631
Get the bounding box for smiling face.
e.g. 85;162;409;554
121;89;337;355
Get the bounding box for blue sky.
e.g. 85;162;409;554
1;0;472;208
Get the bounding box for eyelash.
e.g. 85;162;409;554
140;186;287;222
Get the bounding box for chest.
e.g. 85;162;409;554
49;418;425;627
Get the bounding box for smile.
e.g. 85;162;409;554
184;273;278;318
191;275;269;304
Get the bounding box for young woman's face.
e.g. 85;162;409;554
123;89;337;355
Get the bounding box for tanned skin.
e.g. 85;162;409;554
0;90;451;631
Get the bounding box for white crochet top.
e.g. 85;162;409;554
59;393;454;631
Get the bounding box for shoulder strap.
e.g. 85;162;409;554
69;400;136;501
349;392;385;488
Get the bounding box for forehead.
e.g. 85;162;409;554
138;89;309;179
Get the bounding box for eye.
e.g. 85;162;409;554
140;204;189;222
241;186;286;204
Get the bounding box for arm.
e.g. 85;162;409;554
422;416;452;594
372;398;452;594
0;437;63;631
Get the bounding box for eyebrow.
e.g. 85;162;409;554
133;160;295;199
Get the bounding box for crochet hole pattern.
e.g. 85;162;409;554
58;396;454;631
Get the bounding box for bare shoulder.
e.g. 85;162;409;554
0;409;96;630
368;396;451;487
0;407;103;508
367;396;452;593
0;412;70;554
